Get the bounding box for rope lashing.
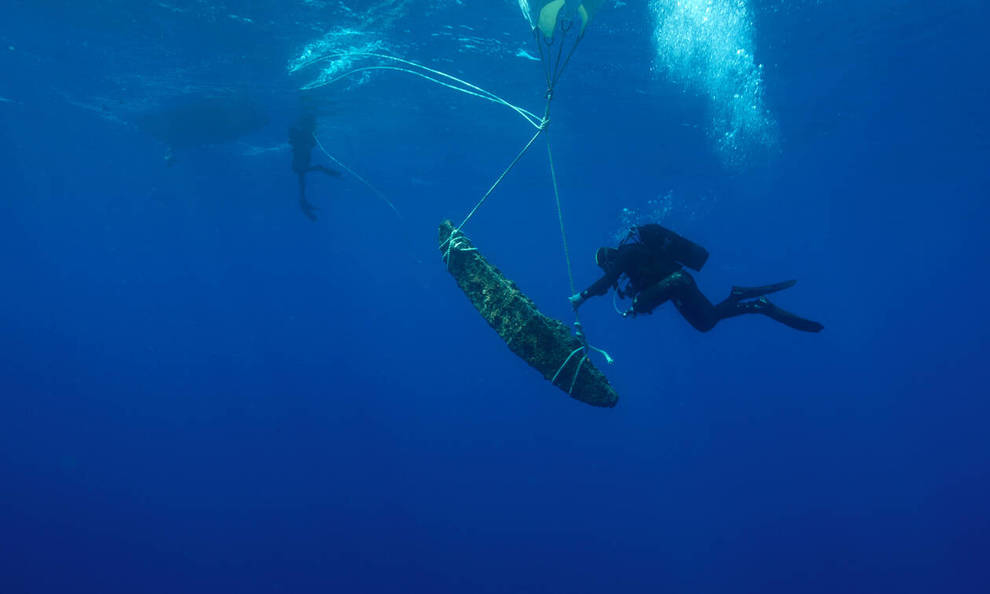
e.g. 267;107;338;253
440;227;477;266
551;344;587;390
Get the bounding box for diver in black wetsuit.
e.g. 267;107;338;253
288;110;341;221
569;224;823;333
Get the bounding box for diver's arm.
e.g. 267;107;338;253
570;267;622;310
570;246;638;309
584;269;623;298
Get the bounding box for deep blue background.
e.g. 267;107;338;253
2;1;989;592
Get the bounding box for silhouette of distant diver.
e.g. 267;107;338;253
288;110;340;221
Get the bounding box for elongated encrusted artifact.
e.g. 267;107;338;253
439;221;618;408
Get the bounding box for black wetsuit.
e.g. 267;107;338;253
289;112;339;221
578;225;823;333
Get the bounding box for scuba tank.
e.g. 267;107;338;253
626;224;710;272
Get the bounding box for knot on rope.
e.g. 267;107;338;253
575;321;615;365
440;227;476;267
573;320;587;345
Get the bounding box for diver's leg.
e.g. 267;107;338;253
631;275;676;315
297;172;307;201
634;271;720;332
665;272;721;332
298;172;318;221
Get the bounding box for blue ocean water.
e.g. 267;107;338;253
1;1;988;592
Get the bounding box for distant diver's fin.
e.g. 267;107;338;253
538;0;567;39
299;198;319;222
730;280;797;301
754;298;824;333
310;165;342;177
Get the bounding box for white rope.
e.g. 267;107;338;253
439;123;547;263
547;135;614;366
311;133;402;220
551;346;585;385
546;137;575;297
301;53;542;129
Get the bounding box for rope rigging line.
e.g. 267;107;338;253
302;52;543;129
446;12;585;242
311;133;403;220
550;31;584;90
547;133;614;374
536;29;554;91
440;121;547;264
539;17;615;374
535;18;586;95
313;133;426;266
546;136;575;298
455;121;546;231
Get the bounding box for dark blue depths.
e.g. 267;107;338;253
1;1;988;593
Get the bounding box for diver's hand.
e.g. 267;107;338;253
569;292;586;310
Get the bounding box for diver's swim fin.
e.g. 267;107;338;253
730;280;796;301
754;298;823;333
299;198;319;222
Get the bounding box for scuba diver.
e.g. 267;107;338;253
288;109;340;221
569;224;823;333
